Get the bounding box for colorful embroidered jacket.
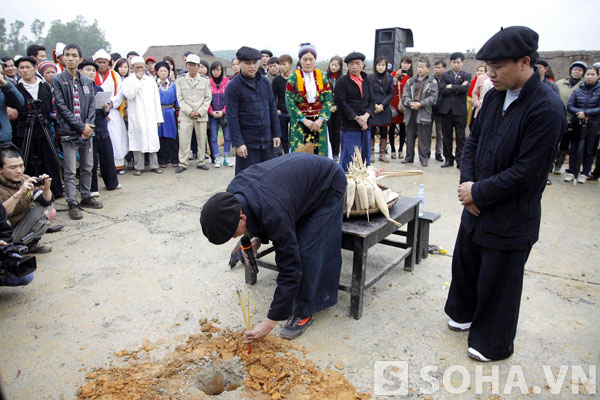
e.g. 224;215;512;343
285;69;332;156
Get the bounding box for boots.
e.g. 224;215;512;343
553;150;567;175
378;138;389;163
370;138;376;163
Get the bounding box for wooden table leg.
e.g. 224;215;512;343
350;237;368;319
404;206;418;272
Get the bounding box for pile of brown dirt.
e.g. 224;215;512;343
77;321;370;399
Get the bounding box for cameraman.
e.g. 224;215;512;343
13;56;63;199
0;143;55;254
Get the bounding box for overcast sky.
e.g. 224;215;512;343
5;0;600;60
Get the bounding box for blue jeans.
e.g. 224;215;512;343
340;130;371;172
209;117;231;158
568;126;599;176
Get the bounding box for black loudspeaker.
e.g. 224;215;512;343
374;27;414;71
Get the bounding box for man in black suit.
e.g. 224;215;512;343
438;52;471;168
444;27;565;362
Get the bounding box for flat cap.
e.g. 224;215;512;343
476;26;538;61
260;49;273;57
14;56;36;67
344;52;365;63
237;46;261;61
200;192;241;245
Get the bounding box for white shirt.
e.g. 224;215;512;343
303;71;317;103
503;87;522;114
21;77;43;100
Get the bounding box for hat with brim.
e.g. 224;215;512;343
236;46;261;62
200;192;241;245
186;54;200;65
260;49;273;57
476;26;538;61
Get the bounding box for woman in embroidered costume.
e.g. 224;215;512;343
285;43;332;156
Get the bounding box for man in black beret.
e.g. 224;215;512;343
226;46;281;175
444;26;566;362
534;59;559;96
259;49;273;75
200;153;346;340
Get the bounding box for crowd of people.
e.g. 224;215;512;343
0;39;598;287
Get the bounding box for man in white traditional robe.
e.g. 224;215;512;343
92;49;129;172
122;56;164;175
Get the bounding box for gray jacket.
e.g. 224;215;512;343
401;74;439;125
50;71;96;141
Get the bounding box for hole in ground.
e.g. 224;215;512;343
196;356;245;396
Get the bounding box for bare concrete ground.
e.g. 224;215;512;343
0;154;598;400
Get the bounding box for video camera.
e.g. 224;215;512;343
26;99;43;114
0;243;37;279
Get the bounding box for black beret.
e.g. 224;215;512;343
535;59;549;67
476;26;539;61
78;58;99;71
236;46;261;61
200;192;241;245
260;49;273;57
154;61;170;72
268;56;279;65
15;56;37;68
344;52;365;63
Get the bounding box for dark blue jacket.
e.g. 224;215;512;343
92;85;110;139
225;73;280;149
567;80;600;127
0;81;25;142
227;153;346;320
460;70;565;250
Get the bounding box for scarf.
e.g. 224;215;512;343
95;69;119;95
213;74;223;87
569;77;581;87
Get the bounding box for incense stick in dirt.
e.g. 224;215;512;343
237;290;257;354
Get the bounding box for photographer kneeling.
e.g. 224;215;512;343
0;143;55;256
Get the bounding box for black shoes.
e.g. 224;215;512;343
175;166;186;173
441;161;454;168
435;154;444;162
197;164;209;170
280;315;314;339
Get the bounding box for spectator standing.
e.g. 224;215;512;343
0;63;24;143
368;56;394;163
401;58;439;167
231;58;240;77
208;61;233;168
535;59;559;96
155;62;179;168
564;65;600;183
266;57;280;83
52;42;66;73
390;56;413;160
438;52;471;168
174;54;212;173
122;56;164;176
225;46;281;175
471;66;489;120
272;54;293;154
50;44;102;219
259;50;273;76
286;43;332;157
1;57;19;86
145;57;157;77
326;56;343;161
163;56;178;81
432;60;446;161
37;60;57;84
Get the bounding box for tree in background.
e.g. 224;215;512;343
0;16;110;58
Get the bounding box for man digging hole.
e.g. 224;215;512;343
200;153;346;341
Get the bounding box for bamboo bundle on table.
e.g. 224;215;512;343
237;290;256;354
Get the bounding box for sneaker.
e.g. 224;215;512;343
448;319;472;332
197;164;209;171
577;174;587;184
117;169;125;175
468;347;491;362
214;157;221;168
80;197;103;209
563;173;575;182
333;155;339;162
68;203;83;220
28;243;52;254
222;157;232;167
90;191;100;198
280;315;313;339
552;165;562;175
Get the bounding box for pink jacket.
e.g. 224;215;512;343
472;73;489;118
208;76;230;115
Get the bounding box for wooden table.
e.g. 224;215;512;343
246;196;421;320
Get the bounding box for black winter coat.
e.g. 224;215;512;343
15;80;52;138
368;73;394;126
227;153;346;320
460;70;565;250
334;72;375;131
567;80;600;127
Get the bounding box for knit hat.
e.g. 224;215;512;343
37;59;57;74
200;192;241;245
298;43;317;59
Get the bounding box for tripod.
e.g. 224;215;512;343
21;104;62;181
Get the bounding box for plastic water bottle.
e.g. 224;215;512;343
417;184;425;216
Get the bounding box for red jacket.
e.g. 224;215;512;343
390;70;410;124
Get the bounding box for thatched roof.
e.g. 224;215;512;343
143;43;231;72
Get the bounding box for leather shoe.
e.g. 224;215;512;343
175;166;187;173
441;161;454;168
400;158;413;164
435;154;444;162
197;164;209;170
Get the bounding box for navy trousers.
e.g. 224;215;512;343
292;191;344;318
340;129;371;172
445;224;531;360
234;147;275;176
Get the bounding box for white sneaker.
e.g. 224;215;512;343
448;319;472;332
563;173;575;182
214;157;221;168
577;174;587;184
468;347;491;362
90;191;100;198
223;156;234;167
